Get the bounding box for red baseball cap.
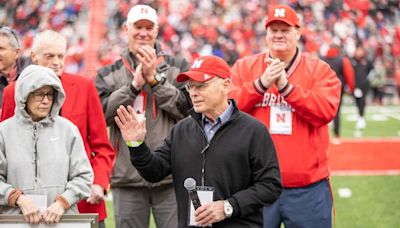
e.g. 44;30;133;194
177;55;231;82
265;4;300;28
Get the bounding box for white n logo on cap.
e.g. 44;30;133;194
204;74;211;80
274;8;286;18
141;8;149;14
191;59;204;69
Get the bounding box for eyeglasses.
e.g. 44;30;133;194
30;92;55;102
185;78;218;92
0;26;20;48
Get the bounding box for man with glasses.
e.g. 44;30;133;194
0;30;115;228
95;4;190;228
0;26;29;111
114;55;282;227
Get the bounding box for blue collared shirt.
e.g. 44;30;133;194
202;101;233;142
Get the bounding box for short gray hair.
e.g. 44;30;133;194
31;30;67;53
0;26;21;49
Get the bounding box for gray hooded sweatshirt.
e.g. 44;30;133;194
0;65;93;214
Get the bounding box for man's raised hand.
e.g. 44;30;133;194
115;105;146;142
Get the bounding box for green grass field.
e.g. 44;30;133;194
105;199;156;228
332;176;400;228
334;104;400;138
104;104;400;228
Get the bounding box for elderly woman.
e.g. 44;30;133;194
0;65;93;224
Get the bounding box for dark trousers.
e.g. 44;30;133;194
112;184;178;228
263;179;332;228
333;89;344;137
355;87;369;117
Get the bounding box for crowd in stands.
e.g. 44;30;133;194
1;0;399;101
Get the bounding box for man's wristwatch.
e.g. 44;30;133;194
150;72;166;87
223;200;233;218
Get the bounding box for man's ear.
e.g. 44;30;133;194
14;48;21;59
296;27;301;40
31;52;38;64
123;22;129;33
154;24;159;36
223;78;231;94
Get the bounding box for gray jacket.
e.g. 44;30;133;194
0;65;93;214
96;44;190;187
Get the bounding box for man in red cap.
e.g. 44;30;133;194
229;4;341;228
114;55;282;227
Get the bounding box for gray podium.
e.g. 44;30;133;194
0;214;98;228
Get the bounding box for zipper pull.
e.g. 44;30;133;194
33;125;38;139
200;144;210;154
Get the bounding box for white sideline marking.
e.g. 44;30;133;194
369;114;389;121
332;170;400;176
380;107;400;121
333;138;400;143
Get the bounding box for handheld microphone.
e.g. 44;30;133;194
184;178;201;210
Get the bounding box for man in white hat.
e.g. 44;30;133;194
96;4;190;228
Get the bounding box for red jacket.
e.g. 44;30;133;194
229;51;341;188
1;72;114;221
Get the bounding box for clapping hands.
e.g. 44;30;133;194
261;58;288;90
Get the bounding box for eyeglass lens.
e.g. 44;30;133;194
33;92;55;102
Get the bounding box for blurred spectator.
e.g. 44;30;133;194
351;45;374;130
370;57;387;105
395;59;400;100
322;43;355;142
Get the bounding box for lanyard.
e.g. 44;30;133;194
200;143;210;186
121;57;136;78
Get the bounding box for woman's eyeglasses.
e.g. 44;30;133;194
30;92;55;102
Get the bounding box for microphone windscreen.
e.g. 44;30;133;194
184;178;196;191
